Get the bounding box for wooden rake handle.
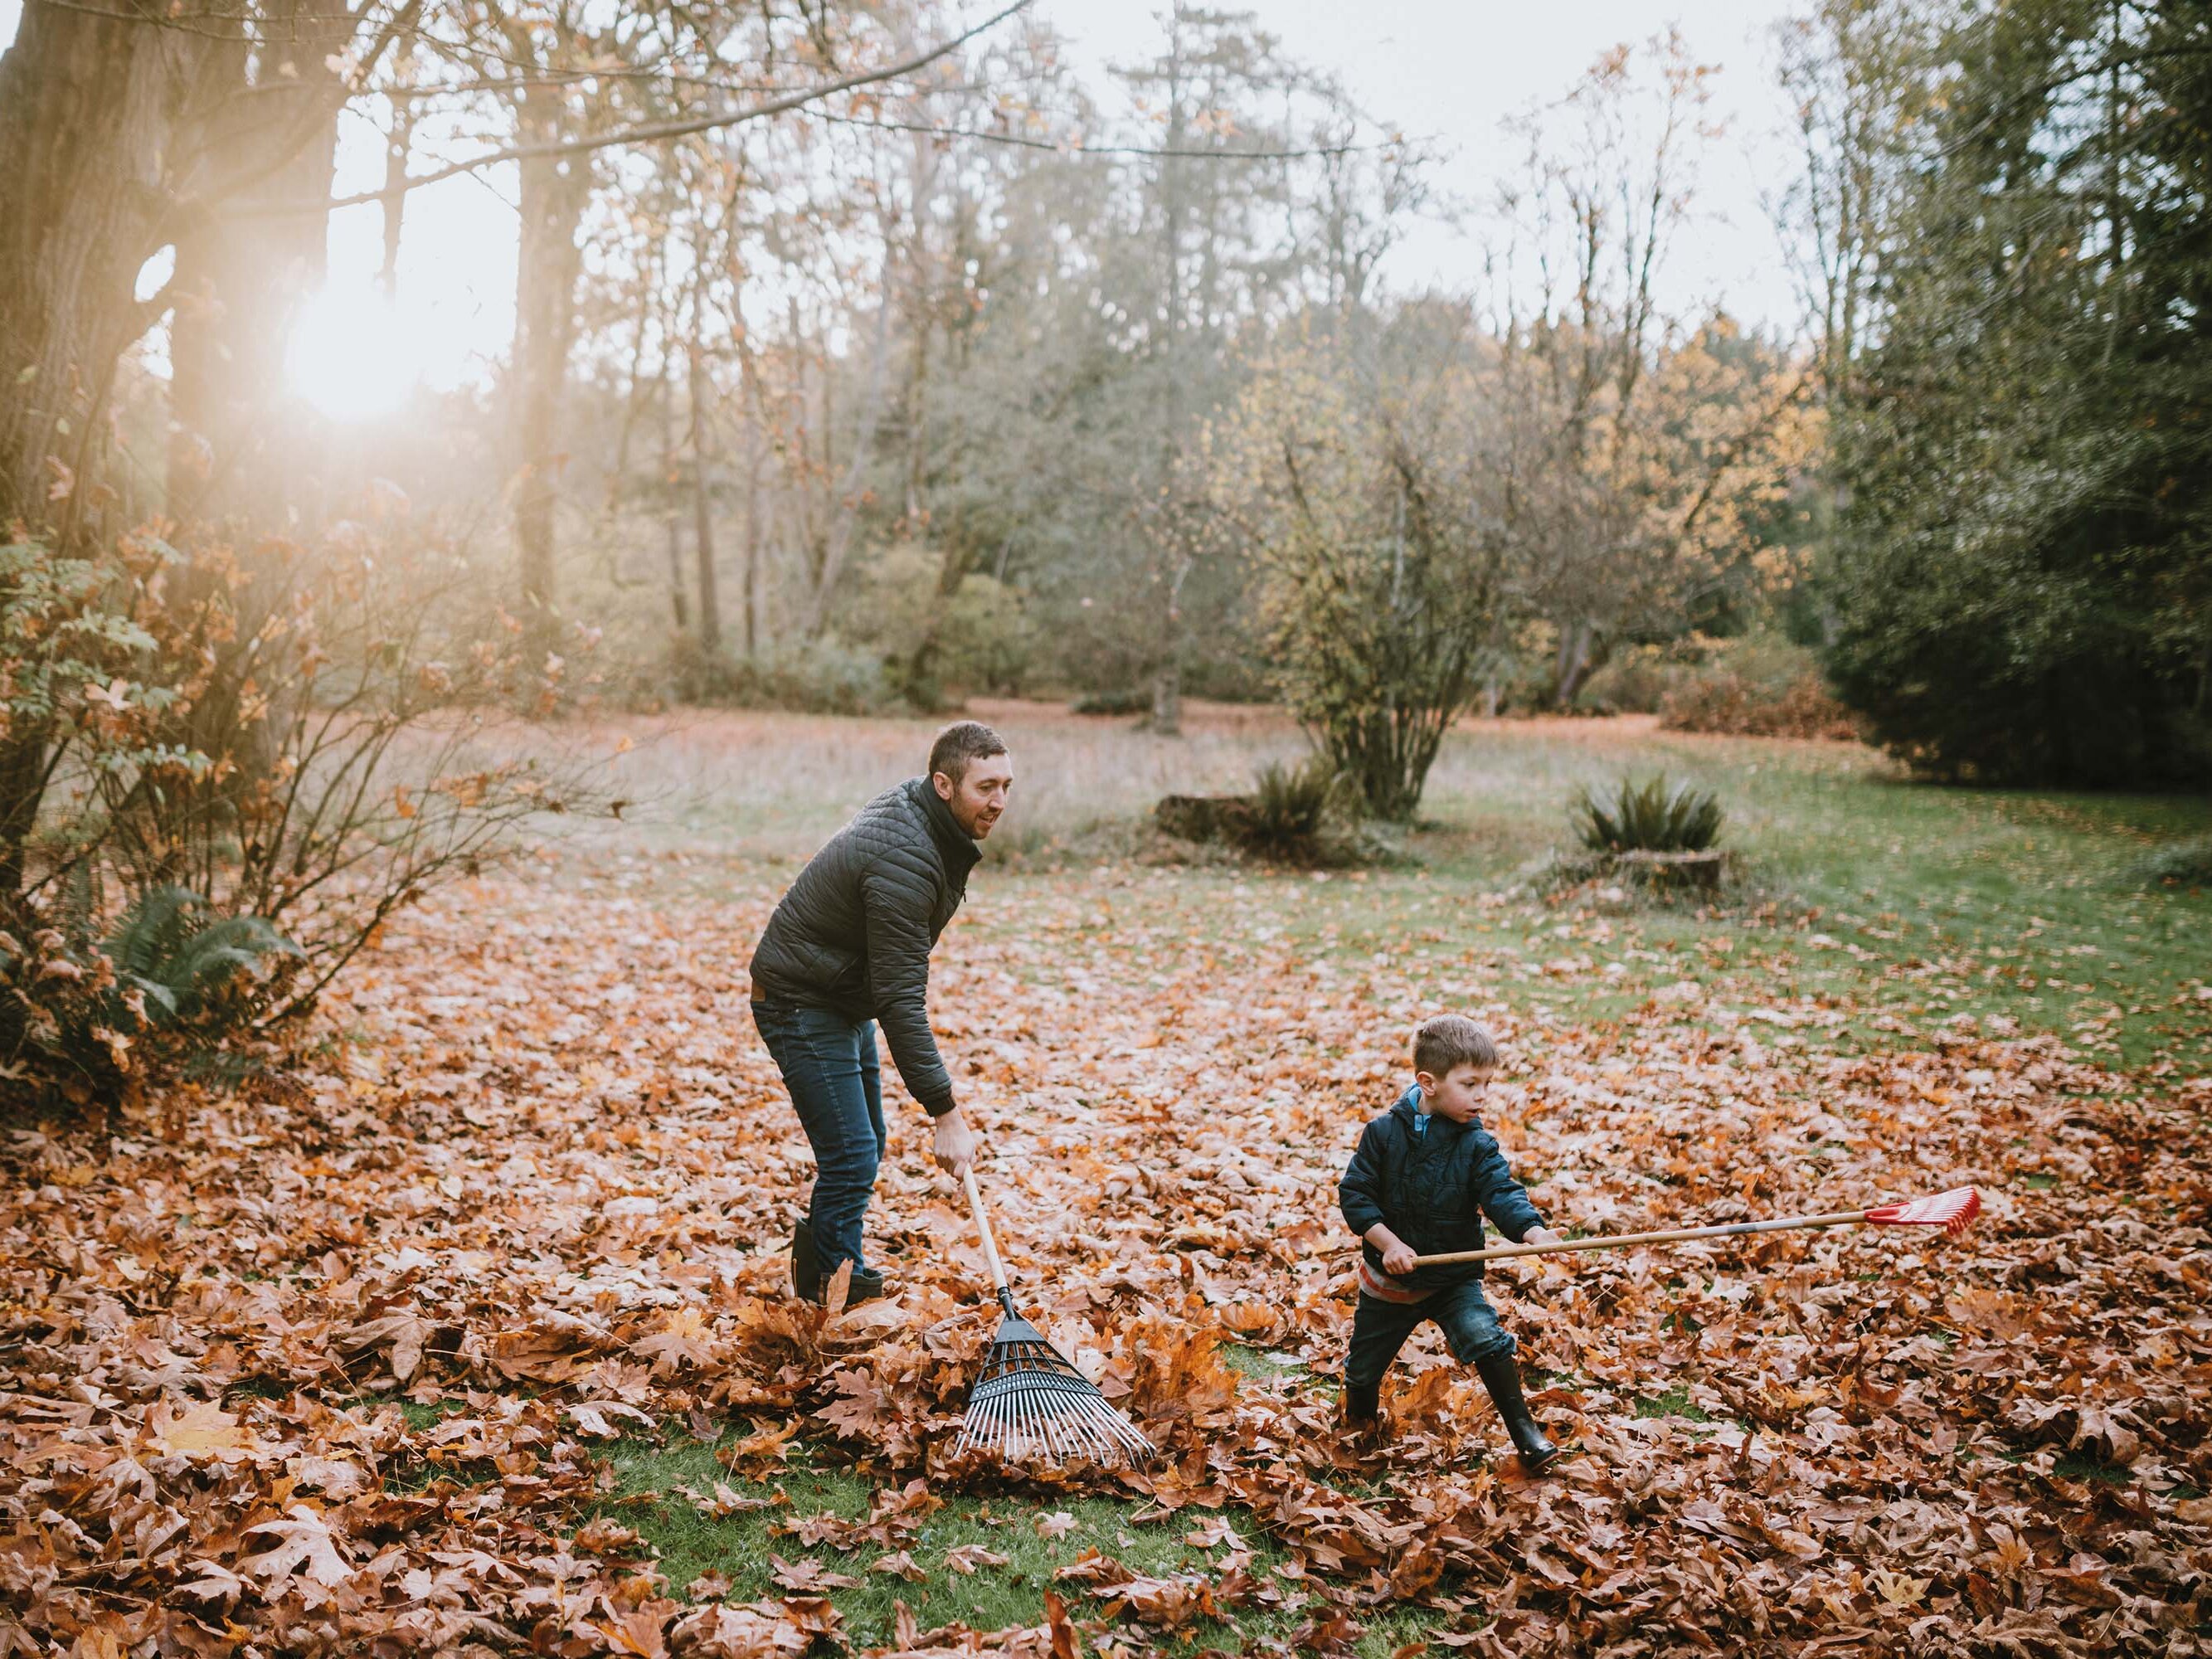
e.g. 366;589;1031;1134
1412;1209;1873;1268
961;1166;1010;1294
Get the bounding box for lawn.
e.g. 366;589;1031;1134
561;701;2212;1073
3;703;2206;1657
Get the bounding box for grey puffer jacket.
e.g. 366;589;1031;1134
748;777;980;1117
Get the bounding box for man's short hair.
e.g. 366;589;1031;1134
928;720;1008;786
1414;1014;1498;1078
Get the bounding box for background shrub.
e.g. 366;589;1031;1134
1656;633;1860;740
2134;834;2212;890
1069;688;1153;717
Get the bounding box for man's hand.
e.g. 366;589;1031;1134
1523;1226;1571;1261
931;1107;975;1175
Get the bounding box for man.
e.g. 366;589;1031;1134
748;720;1009;1306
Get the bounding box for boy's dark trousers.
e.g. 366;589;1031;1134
1344;1282;1554;1472
1346;1282;1514;1384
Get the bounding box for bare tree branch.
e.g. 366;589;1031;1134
231;0;1038;218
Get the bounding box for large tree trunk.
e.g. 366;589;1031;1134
737;338;769;660
660;362;688;630
687;287;722;654
742;416;762;659
1553;616;1602;710
1148;18;1190;737
379;95;417;294
0;2;219;893
0;2;202;532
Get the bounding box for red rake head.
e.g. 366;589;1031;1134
1864;1186;1981;1237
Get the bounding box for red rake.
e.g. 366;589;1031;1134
1411;1185;1981;1269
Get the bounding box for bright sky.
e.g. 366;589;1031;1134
1048;0;1807;325
1;0;1808;403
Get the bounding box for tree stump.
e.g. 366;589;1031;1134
1155;794;1257;844
1612;849;1728;891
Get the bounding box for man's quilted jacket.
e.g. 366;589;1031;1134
748;776;980;1117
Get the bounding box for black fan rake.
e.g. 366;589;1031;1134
955;1168;1154;1464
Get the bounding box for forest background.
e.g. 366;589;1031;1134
6;0;2205;804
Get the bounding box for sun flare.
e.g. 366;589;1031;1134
284;285;421;421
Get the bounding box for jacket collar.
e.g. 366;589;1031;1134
1391;1084;1467;1136
907;776;984;878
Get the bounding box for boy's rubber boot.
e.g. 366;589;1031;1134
1474;1350;1558;1476
1341;1379;1385;1447
790;1217;822;1301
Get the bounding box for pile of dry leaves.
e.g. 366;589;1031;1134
2;859;2207;1657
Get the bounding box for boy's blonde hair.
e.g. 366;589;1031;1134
1414;1014;1498;1078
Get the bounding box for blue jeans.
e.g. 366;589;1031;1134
1345;1280;1514;1387
751;1000;885;1277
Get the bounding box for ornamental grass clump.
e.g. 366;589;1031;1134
1243;757;1347;856
1571;775;1725;854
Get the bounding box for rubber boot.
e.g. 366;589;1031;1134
834;1265;887;1308
807;1247;886;1310
1341;1378;1384;1446
790;1217;821;1301
1474;1350;1557;1475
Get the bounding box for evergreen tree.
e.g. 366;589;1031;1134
1825;0;2212;785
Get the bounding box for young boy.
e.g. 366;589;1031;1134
1337;1013;1562;1473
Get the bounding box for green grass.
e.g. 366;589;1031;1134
2053;1451;2135;1488
941;720;2210;1073
591;1422;1454;1652
1631;1385;1713;1423
547;703;2208;1076
1220;1343;1309;1381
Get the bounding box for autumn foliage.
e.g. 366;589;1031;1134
2;845;2206;1656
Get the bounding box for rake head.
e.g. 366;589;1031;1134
956;1300;1154;1465
1864;1185;1981;1237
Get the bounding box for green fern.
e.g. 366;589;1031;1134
101;887;301;1029
150;914;300;1020
105;884;199;979
1571;775;1725;854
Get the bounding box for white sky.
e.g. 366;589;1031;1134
1046;1;1806;325
0;0;1810;393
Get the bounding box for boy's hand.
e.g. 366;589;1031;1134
1523;1227;1565;1248
1380;1241;1420;1277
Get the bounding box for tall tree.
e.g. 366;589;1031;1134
0;0;416;898
1485;32;1811;707
0;0;413;536
166;0;357;527
1824;0;2212;785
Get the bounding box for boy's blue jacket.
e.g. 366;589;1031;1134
1339;1086;1544;1291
